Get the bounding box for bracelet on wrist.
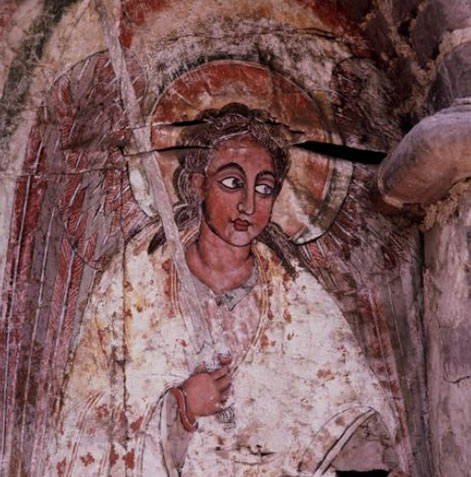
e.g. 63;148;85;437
171;386;198;433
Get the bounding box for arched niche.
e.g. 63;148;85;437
1;55;415;476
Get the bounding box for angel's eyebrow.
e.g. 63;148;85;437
256;171;276;181
214;162;246;177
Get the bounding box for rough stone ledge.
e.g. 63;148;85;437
421;178;471;231
376;97;471;210
438;27;471;62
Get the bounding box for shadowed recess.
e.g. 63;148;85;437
294;141;387;164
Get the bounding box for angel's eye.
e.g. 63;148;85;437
220;177;244;189
255;183;274;196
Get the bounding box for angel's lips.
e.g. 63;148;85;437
233;219;251;231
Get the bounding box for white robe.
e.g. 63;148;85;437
46;226;397;477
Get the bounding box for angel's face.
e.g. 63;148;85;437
196;134;277;248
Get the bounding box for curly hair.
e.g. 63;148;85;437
148;103;309;276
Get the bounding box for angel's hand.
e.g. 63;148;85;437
181;355;232;417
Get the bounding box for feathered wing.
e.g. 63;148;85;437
0;51;152;477
305;163;426;470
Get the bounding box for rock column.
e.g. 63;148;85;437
423;183;471;476
377;98;471;477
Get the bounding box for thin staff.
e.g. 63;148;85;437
94;0;215;362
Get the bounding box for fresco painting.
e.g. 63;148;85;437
1;3;433;476
44;104;401;476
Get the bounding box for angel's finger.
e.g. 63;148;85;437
215;375;231;392
193;362;207;374
220;389;231;403
211;365;230;380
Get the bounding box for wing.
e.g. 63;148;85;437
0;51;152;477
305;162;427;464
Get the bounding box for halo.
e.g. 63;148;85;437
128;61;352;244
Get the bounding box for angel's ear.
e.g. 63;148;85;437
191;173;205;201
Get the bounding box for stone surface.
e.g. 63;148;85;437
428;64;455;113
411;1;445;65
363;9;396;62
389;57;415;104
424;183;471;477
392;0;421;23
436;0;471;31
411;0;471;67
338;0;372;23
430;42;471;111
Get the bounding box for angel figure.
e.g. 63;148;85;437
47;104;405;477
